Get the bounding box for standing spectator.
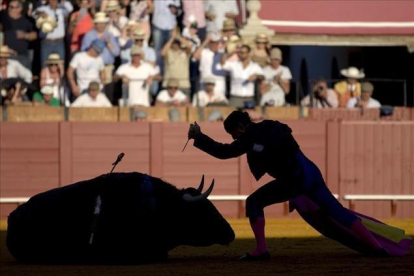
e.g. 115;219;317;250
81;11;120;102
0;0;37;69
161;28;191;97
251;34;270;67
151;0;181;52
347;81;381;109
71;81;112;107
192;77;228;107
32;85;60;106
193;33;226;97
205;0;238;33
105;0;128;39
155;78;189;106
0;45;32;83
129;0;153;39
81;12;120;81
260;48;291;106
67;0;94;53
182;0;206;42
301;79;338;108
220;44;263;108
67;39;105;97
33;0;73;67
334;66;364;108
40;53;69;106
114;45;156;107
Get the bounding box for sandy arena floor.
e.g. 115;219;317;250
1;219;413;276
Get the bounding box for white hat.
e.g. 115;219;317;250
105;0;121;12
210;32;222;42
41;85;54;95
36;16;57;34
340;67;365;79
94;12;109;23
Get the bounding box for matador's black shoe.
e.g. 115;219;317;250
239;251;271;261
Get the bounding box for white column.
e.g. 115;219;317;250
239;0;274;37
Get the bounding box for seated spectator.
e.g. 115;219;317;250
105;0;128;39
347;82;381;109
251;34;270;67
81;12;120;88
192;77;228;107
301;79;339;108
219;44;264;108
114;45;157;107
334;66;364;107
151;0;181;51
193;33;226;97
221;19;237;42
0;79;30;106
261;48;291;102
32;85;60;106
155;79;189;107
205;0;239;33
0;0;37;69
33;0;73;67
67;39;105;97
161;28;191;97
40;53;69;106
207;110;224;122
71;81;112;107
121;28;156;65
68;0;94;53
0;45;32;83
128;0;154;39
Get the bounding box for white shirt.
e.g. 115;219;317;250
205;0;239;32
107;16;128;38
0;59;32;83
347;97;381;108
221;60;263;97
156;89;188;104
199;48;226;96
35;3;73;39
69;52;105;92
263;65;292;95
71;93;112;107
260;91;285;107
152;0;181;30
192;90;228;107
115;62;157;107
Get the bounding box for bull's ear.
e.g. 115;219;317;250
183;179;215;202
197;175;205;193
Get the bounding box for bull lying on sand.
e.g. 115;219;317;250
7;172;235;264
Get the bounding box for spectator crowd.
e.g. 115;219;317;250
0;0;381;110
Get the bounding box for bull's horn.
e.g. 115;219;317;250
197;175;205;192
183;179;215;202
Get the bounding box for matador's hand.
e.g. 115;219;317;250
188;121;201;139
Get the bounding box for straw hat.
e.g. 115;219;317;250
0;45;11;58
105;0;121;12
255;33;268;43
222;19;236;31
130;45;144;56
94;12;109;23
36;16;57;34
133;28;146;40
226;35;241;53
270;48;282;61
340;67;365;79
45;53;63;65
167;79;179;88
203;77;216;85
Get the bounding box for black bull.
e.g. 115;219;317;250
6;172;235;264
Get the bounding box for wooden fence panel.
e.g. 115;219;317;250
7;106;65;122
68;108;118;122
